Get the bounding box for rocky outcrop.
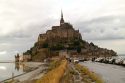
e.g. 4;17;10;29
23;12;117;61
79;41;117;58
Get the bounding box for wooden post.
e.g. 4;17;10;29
12;72;14;81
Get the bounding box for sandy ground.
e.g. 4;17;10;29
22;62;43;68
2;62;47;83
80;61;125;83
15;62;47;82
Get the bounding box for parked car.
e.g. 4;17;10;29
79;59;85;62
103;58;109;64
122;59;125;66
95;58;103;62
115;58;123;65
108;58;116;64
74;59;79;63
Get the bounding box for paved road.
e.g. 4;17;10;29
80;61;125;83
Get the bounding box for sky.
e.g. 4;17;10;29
0;0;125;60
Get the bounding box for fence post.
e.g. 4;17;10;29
12;72;14;81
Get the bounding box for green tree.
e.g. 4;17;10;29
77;46;81;53
42;43;48;48
74;40;80;46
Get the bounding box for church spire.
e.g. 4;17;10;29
61;10;63;18
60;10;64;25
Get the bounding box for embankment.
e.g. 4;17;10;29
36;60;67;83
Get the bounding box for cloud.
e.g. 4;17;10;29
0;51;7;55
74;15;125;40
0;0;59;36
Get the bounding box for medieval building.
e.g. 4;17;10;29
15;53;31;62
37;11;82;46
22;11;117;62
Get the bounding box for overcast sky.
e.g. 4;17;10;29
0;0;125;60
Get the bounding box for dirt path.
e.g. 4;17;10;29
80;61;125;83
70;63;83;83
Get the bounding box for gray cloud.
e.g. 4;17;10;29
0;18;57;60
74;15;125;40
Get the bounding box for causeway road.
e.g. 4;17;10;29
80;61;125;83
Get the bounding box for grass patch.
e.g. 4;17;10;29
60;64;77;83
60;67;73;83
47;60;61;71
75;64;104;83
36;60;67;83
70;69;78;75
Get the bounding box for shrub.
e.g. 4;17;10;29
42;43;48;48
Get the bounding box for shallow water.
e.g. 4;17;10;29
118;55;125;58
0;63;25;81
111;55;125;59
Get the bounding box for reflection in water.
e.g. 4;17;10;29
15;63;25;71
0;62;32;81
15;62;32;72
15;63;19;71
0;63;24;81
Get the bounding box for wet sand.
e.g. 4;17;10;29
15;65;46;82
1;62;47;83
80;61;125;83
14;62;46;81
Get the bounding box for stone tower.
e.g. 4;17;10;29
60;10;64;25
37;10;82;45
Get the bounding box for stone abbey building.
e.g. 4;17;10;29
37;11;82;46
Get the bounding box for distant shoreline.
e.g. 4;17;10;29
0;60;14;63
0;62;14;63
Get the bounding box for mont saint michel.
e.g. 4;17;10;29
10;12;125;83
19;11;117;62
1;1;125;83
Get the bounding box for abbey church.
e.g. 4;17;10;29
37;11;82;46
